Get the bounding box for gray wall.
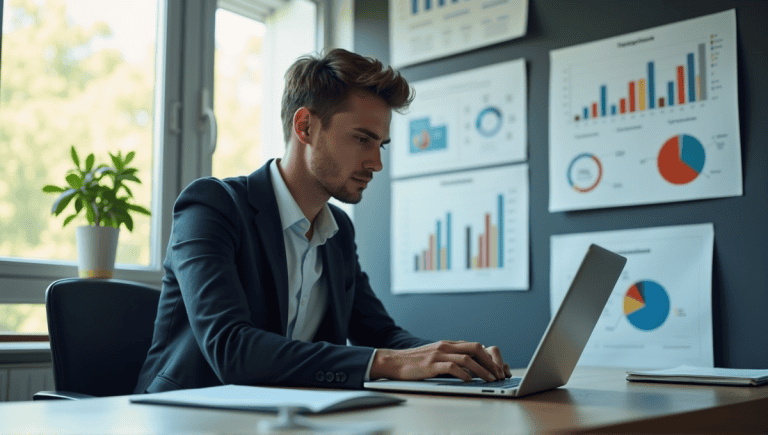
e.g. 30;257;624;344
353;0;768;369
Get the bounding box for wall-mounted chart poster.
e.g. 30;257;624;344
389;0;527;68
548;10;741;212
392;164;529;294
391;59;526;179
550;224;714;369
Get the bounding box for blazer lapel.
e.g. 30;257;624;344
247;160;289;335
321;240;347;341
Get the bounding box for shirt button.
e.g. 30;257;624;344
335;372;347;383
316;371;325;382
325;372;335;382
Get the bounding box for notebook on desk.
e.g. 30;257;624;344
365;244;627;398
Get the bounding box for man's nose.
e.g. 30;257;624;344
364;147;383;173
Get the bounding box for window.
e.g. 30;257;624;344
0;0;349;337
0;0;158;266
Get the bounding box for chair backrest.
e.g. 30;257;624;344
45;278;160;397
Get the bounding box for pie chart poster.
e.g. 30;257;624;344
548;10;742;212
550;224;714;369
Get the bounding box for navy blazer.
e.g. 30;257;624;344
134;160;430;393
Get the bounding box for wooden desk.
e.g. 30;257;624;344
1;366;767;434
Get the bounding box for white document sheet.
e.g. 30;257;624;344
550;224;714;368
548;10;741;212
389;0;527;68
130;385;404;414
390;59;527;179
392;164;529;294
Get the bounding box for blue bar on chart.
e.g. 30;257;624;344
667;81;674;107
648;62;655;109
446;213;451;270
425;0;431;11
611;105;616;115
583;107;588;120
438;0;444;6
600;85;607;117
687;53;696;103
412;0;418;14
698;43;707;100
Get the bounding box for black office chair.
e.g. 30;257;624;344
33;278;160;400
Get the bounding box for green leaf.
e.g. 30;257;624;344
74;198;83;213
117;174;141;184
62;214;78;227
85;204;96;225
110;153;123;172
66;173;82;189
122;184;134;198
124;151;135;166
52;189;77;215
85;153;95;173
124;213;134;232
70;146;80;169
42;185;66;193
127;203;151;216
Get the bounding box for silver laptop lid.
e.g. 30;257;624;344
515;244;626;397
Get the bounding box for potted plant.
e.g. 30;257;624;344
42;146;151;278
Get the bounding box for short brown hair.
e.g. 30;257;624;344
280;48;414;144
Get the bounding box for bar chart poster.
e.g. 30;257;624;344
392;164;529;294
389;0;527;68
391;59;526;179
548;9;741;212
550;224;714;369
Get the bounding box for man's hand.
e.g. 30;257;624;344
369;341;512;382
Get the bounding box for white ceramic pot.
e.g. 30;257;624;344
75;226;120;278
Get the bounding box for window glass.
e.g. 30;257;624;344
212;9;268;179
0;304;47;335
0;0;158;266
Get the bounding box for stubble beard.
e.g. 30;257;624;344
310;138;365;205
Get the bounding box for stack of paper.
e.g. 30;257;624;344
626;365;768;386
130;384;405;413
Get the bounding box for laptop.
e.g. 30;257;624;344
364;244;626;398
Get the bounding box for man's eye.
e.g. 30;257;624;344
356;136;370;144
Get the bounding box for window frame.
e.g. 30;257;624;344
0;0;348;307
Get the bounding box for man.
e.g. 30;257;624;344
134;49;511;394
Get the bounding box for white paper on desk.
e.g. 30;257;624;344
130;385;405;414
550;223;714;369
628;365;768;380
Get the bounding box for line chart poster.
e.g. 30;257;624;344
389;0;527;68
392;164;529;294
550;224;714;369
548;10;741;212
391;59;526;179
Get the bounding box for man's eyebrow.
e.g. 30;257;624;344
354;128;391;144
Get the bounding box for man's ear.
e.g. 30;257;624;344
293;107;311;144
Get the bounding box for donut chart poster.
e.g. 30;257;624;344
548;10;741;212
550;224;714;369
390;59;526;179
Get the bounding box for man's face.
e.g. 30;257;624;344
308;92;391;204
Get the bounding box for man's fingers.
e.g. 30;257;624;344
437;362;473;382
484;346;507;379
445;354;496;382
450;342;503;379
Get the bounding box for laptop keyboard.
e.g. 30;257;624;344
438;377;522;388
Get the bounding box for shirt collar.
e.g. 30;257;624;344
269;159;338;243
